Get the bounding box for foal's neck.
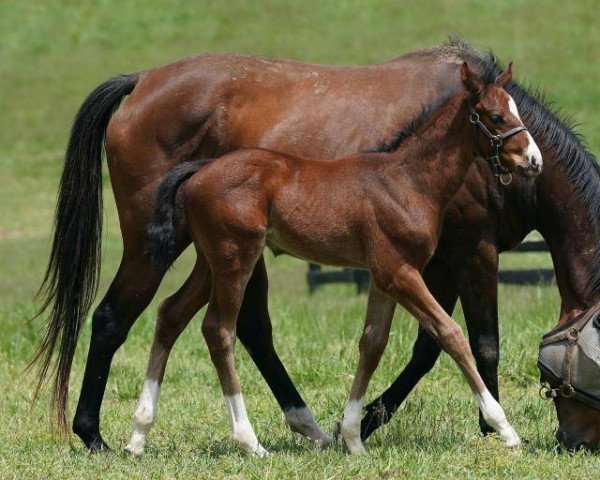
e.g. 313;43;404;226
385;91;475;208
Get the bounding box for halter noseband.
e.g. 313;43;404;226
468;102;529;184
538;302;600;411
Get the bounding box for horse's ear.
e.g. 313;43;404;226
460;62;483;99
495;61;514;87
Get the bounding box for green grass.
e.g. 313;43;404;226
0;0;599;478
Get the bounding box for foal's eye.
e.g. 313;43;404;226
489;114;504;124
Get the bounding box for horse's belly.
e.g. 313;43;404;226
266;229;365;269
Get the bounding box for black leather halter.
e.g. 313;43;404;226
468;102;529;181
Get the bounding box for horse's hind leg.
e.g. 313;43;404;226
340;285;395;454
72;251;173;451
125;255;211;455
237;257;331;444
374;263;520;447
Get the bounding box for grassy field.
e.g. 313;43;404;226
1;0;599;478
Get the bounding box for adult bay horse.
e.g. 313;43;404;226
32;39;600;452
144;63;538;455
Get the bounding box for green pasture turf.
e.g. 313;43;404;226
0;0;599;478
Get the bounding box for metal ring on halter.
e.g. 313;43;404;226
469;112;479;124
499;173;513;186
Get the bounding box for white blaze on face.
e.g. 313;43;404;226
508;96;543;171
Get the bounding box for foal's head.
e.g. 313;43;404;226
461;62;543;177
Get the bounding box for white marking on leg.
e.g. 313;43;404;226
285;406;333;446
224;394;269;456
508;96;543;170
125;379;160;456
341;398;366;454
474;389;521;447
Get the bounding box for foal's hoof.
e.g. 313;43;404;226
124;432;146;456
253;444;270;457
124;443;144;457
500;427;522;448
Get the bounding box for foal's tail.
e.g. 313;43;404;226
146;159;209;267
29;73;139;434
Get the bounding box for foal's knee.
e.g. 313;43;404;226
202;316;234;355
154;297;185;348
359;326;389;361
436;322;467;352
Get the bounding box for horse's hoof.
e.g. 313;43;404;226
86;436;112;453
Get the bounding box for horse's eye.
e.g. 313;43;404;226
490;114;504;124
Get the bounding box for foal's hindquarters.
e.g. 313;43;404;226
179;149;521;455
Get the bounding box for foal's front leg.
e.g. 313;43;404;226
375;263;520;447
341;286;395;454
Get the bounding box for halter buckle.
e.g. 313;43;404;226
469;112;480;124
559;384;575;398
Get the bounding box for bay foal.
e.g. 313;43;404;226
144;63;541;455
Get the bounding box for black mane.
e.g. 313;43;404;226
378;37;600;298
441;38;600;298
375;90;457;153
467;40;600;299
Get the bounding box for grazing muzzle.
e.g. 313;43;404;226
468;102;529;183
538;302;600;411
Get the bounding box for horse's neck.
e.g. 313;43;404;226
387;98;474;207
534;151;600;323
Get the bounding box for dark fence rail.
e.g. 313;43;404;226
307;240;554;293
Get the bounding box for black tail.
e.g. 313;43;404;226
146;160;208;267
29;73;139;434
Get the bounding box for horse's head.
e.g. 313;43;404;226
539;304;600;452
460;62;542;178
554;396;600;452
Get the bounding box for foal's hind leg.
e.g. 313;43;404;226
373;264;520;447
237;257;331;444
125;256;211;455
341;286;395;454
202;243;268;456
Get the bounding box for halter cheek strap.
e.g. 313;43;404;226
468;103;529;181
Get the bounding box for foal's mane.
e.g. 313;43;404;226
375;90;458;153
434;38;600;298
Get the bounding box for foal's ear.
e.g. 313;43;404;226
495;61;514;87
460;62;483;98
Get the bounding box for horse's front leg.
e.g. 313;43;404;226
455;240;501;436
360;256;458;441
340;285;395;454
373;263;520;447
